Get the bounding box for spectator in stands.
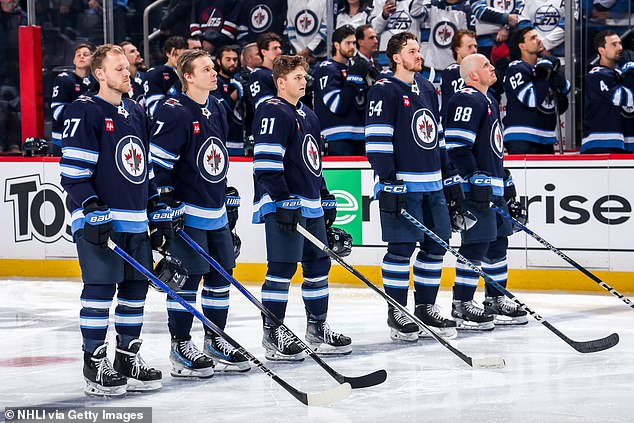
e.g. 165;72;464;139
159;0;192;39
504;27;570;154
112;0;128;43
144;36;187;117
212;45;245;155
187;36;203;50
287;0;328;62
335;0;373;29
55;0;82;32
237;0;287;45
314;25;366;155
120;41;146;104
582;30;634;153
520;0;565;58
77;0;104;46
50;44;95;154
0;0;26;153
352;24;380;76
190;0;240;54
471;0;521;59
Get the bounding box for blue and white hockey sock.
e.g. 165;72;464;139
302;256;330;321
482;258;508;297
114;280;148;348
413;251;443;305
167;275;200;340
261;262;296;325
80;284;115;354
382;253;411;306
201;272;231;332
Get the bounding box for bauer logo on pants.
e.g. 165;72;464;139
302;134;322;177
197;136;229;183
115;136;147;184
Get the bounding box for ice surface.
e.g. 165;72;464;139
1;279;633;422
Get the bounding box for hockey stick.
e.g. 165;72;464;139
400;209;619;354
493;203;634;310
107;239;351;406
176;228;387;389
295;224;505;369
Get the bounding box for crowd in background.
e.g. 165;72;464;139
1;0;634;154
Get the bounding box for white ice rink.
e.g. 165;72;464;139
1;279;633;423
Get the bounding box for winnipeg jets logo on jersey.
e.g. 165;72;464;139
411;108;438;150
295;10;318;36
302;134;322;177
432;21;457;49
197;136;229;183
387;11;412;31
202;7;224;29
116;136;147;184
534;5;560;32
490;120;504;159
250;5;272;32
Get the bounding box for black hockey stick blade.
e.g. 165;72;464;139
177;229;387;389
544;322;620;353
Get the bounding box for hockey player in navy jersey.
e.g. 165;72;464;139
144;36;188;117
444;54;528;329
212;45;245;156
120;41;146;105
60;45;169;397
366;32;461;342
253;55;352;360
150;49;251;377
582;30;634;153
313;25;365;156
51;44;95;152
247;32;283;112
440;30;478;121
503;27;570;154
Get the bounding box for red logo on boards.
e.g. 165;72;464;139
105;118;114;132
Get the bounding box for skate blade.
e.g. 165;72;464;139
418;326;458;340
212;361;252;373
454;318;495;331
126;379;162;392
389;328;418;342
170;365;214;379
307;341;352;356
264;349;305;362
492;315;529;325
84;380;126;398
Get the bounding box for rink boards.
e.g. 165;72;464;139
1;155;633;292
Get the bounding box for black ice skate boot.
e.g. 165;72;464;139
305;320;352;355
83;343;127;397
451;300;495;331
483;296;529;325
387;305;419;342
414;304;458;339
114;339;162;391
262;325;305;361
203;334;251;373
170;338;215;379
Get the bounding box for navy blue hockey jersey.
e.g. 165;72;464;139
313;60;365;144
621;71;634;151
143;64;181;117
60;96;157;235
445;87;504;196
237;0;288;44
439;63;464;121
127;71;146;106
150;93;230;230
211;73;245;155
582;66;634;152
247;66;276;111
51;72;95;146
365;75;446;195
503;59;568;145
252;97;327;223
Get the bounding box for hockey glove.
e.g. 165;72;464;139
621;62;634;79
275;197;302;232
468;174;493;211
549;71;570;94
148;199;174;251
503;168;517;203
508;200;528;232
321;193;337;228
158;189;185;231
82;199;113;248
225;186;240;230
347;59;371;84
442;170;464;213
535;57;554;80
378;180;407;217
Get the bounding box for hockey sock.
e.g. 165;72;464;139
483;237;509;297
262;261;296;325
413;251;444;305
167;275;201;340
114;279;148;348
453;242;488;301
80;283;115;354
301;256;331;321
382;243;415;306
201;271;231;333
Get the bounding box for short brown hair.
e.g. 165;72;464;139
90;44;125;77
451;30;476;60
257;32;282;59
74;43;93;54
272;55;308;82
386;32;417;71
176;49;212;91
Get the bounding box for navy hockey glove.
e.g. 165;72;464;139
225;186;240;230
275;197;302;232
442;171;464;213
321;193;337;228
549;71;570;94
148;199;174;251
347;59;371;83
82;199;113;248
158;189;185;231
508;200;528;232
535;57;554;80
378;180;407;217
503;168;517;203
621;62;634;79
468;174;493;211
